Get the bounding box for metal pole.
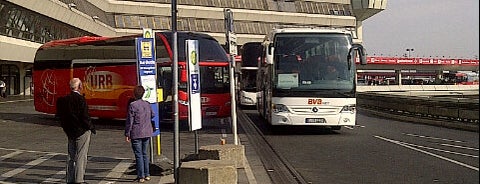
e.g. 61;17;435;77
150;137;154;163
224;9;238;145
194;130;199;154
171;0;180;183
230;54;238;145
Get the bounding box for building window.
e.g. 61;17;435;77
0;1;94;44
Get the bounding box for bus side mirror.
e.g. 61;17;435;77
349;44;367;66
266;43;274;65
359;48;367;65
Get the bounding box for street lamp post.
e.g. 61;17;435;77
406;48;414;58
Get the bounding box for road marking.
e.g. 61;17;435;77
0;147;64;155
42;170;66;183
374;135;479;171
0;147;130;160
402;133;464;143
400;142;478;158
0;150;23;162
344;126;354;130
439;143;479;151
98;160;133;184
0;99;33;104
0;153;58;179
0;181;16;184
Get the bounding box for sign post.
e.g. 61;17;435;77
135;30;160;163
186;40;202;154
224;8;238;145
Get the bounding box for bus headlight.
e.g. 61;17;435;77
242;96;254;103
273;104;290;113
340;105;355;113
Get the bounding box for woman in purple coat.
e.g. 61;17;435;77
125;86;155;183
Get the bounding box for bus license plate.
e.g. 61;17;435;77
305;118;326;123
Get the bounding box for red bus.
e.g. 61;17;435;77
33;31;231;121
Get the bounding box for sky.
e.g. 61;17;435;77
362;0;479;59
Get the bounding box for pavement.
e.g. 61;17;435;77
1;95;273;184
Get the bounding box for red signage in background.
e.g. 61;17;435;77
359;56;479;65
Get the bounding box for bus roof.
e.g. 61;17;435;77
40;36;110;48
271;27;353;34
39;31;217;49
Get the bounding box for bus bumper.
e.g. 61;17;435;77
270;112;356;126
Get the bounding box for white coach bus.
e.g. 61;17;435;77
256;27;367;130
238;42;262;107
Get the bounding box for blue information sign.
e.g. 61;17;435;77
136;38;160;136
191;74;199;93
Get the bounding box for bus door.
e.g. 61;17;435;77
157;65;173;121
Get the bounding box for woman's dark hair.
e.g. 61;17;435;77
133;86;145;100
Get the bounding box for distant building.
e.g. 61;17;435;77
0;0;384;95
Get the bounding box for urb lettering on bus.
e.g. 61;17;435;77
85;70;120;91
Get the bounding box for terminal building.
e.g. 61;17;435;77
2;0;385;96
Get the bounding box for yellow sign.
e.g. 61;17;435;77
190;50;197;65
141;41;152;58
143;28;153;38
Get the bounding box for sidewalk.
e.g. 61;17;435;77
1;95;273;184
151;118;273;184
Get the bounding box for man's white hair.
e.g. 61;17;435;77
69;78;82;90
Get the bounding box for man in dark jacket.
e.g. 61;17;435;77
56;78;95;184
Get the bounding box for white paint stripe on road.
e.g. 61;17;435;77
374;135;479;171
0;151;23;162
42;170;66;183
344;126;354;130
0;147;63;155
0;153;58;179
0;181;16;184
403;133;464;143
401;142;478;158
0;147;130;160
98;160;133;184
0;99;33;104
439;143;479;151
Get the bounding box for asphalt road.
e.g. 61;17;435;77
1;98;478;184
243;109;479;184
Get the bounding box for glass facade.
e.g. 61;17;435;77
0;1;95;44
0;64;19;96
109;0;352;34
0;0;355;95
119;0;351;15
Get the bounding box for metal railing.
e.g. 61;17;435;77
357;92;479;125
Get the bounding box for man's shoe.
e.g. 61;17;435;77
144;176;151;181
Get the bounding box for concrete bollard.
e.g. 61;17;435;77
179;160;237;184
197;144;245;168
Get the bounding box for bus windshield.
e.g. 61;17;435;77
240;69;257;92
164;32;229;62
199;66;230;93
273;33;355;92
